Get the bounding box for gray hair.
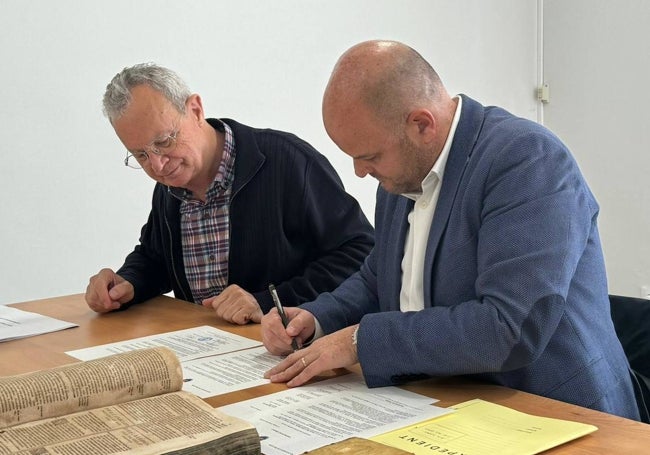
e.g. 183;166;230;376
102;63;191;122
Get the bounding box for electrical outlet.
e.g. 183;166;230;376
640;285;650;300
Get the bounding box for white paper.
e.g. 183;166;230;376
66;326;272;398
66;325;261;361
219;373;453;455
0;305;77;342
182;346;277;397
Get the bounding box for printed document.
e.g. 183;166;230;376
219;373;452;455
370;398;598;455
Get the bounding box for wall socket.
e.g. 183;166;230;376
641;285;650;300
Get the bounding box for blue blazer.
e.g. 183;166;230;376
303;95;639;419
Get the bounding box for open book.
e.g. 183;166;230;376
0;346;260;454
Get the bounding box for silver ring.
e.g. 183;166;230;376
301;357;307;368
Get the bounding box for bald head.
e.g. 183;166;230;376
323;40;449;132
322;41;457;194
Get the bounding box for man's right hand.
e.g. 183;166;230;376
261;306;316;356
85;268;134;313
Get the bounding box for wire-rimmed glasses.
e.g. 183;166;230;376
124;124;181;169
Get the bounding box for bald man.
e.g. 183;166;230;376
262;40;640;420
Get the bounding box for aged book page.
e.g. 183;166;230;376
0;346;183;429
0;347;260;454
304;437;413;454
0;391;259;455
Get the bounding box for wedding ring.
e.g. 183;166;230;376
301;357;307;368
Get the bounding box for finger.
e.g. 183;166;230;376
230;306;252;325
262;312;295;354
284;309;314;338
201;297;215;308
272;312;300;346
262;328;291;355
213;297;240;322
287;362;315;387
269;354;316;386
249;307;263;324
206;292;227;311
232;299;263;325
264;354;303;380
108;280;134;303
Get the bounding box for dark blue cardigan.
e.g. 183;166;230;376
117;118;374;312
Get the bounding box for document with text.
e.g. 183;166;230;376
370;398;597;455
0;305;77;342
219;373;453;455
66;326;274;398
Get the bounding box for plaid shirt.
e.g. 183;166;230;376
179;121;235;303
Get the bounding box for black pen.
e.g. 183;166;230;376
269;284;299;351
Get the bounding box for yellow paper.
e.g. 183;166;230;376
370;399;597;455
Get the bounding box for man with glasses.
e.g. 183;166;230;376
84;63;374;325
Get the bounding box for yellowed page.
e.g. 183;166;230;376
371;399;597;455
305;437;413;454
0;346;182;429
0;391;260;454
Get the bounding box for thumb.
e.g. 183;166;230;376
108;280;134;303
286;314;304;337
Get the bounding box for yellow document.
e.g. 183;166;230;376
370;399;597;455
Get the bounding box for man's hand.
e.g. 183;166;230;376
261;306;316;355
202;284;263;325
85;268;134;313
264;324;359;387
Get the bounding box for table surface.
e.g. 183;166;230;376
3;294;649;453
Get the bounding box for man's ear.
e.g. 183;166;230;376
186;93;204;123
406;109;436;144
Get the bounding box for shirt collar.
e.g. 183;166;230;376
402;96;463;201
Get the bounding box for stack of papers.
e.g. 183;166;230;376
220;374;452;455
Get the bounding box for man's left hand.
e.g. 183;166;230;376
202;284;263;324
264;325;359;387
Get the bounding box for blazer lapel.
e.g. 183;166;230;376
422;95;484;305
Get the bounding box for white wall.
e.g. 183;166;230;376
543;0;650;297
0;0;539;304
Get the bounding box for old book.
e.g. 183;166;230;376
0;346;260;454
304;437;413;454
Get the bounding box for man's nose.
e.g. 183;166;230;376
353;159;370;178
149;153;169;174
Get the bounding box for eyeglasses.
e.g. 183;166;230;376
124;122;182;169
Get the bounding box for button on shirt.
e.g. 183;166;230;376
179;121;236;304
399;96;462;312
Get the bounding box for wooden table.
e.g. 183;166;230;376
3;294;649;453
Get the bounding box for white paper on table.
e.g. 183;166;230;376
0;305;77;342
66;325;262;361
181;345;276;397
219;373;453;455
